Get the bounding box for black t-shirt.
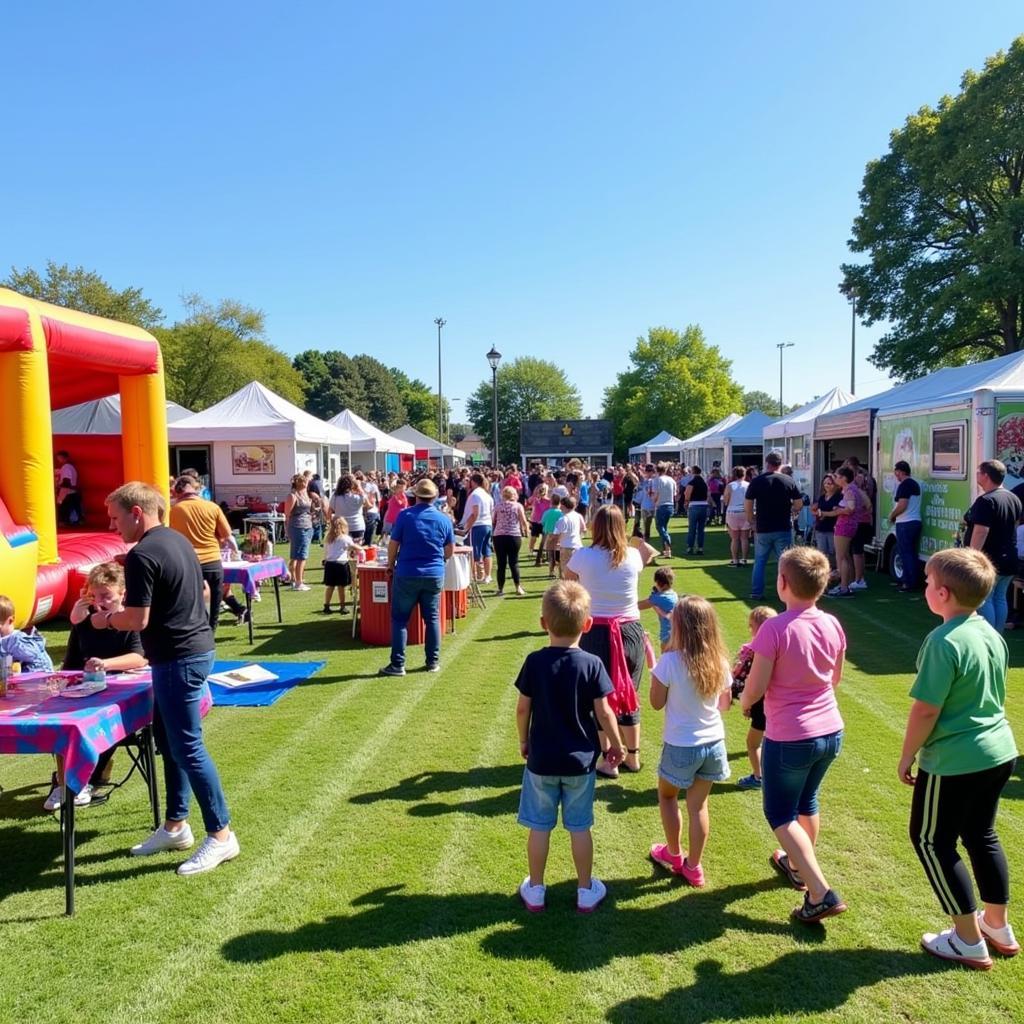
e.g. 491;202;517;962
966;488;1022;576
124;526;215;664
688;476;709;502
62;615;145;670
815;492;842;533
745;472;802;532
454;483;469;523
623;477;636;504
515;647;613;776
527;473;542;496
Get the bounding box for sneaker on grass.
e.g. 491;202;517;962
679;857;705;888
577;877;607;913
43;785;63;811
736;774;762;790
74;784;93;807
131;823;195;856
978;913;1020;956
921;927;992;970
791;888;847;924
378;664;406;677
649;842;683;874
519;877;545;913
849;579;868;591
177;831;240;877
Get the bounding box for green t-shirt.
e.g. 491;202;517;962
540;508;564;534
910;613;1017;776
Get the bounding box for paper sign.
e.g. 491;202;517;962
372;581;389;604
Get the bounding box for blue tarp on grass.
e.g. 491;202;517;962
208;660;326;707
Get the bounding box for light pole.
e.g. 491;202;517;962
434;317;446;443
776;342;794;417
486;346;502;467
839;281;857;394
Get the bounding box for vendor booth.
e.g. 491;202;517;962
328;408;415;473
680;413;741;469
628;430;687;464
168;381;352;507
390;424;465;469
699;411;774;471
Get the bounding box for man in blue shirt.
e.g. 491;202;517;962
380;478;455;677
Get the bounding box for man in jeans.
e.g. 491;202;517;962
380;477;455;677
653;462;678;558
744;452;803;599
103;481;239;876
888;460;922;592
966;459;1022;633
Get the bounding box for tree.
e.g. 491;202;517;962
159;294;304;410
843;38;1024;380
603;326;743;459
465;356;582;464
3;261;164;329
742;389;780;416
352;355;407;431
391;370;448;436
449;422;472;444
293;350;369;421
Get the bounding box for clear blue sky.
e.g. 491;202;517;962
4;3;1022;424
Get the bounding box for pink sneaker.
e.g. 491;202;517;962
679;857;705;887
649;843;684;874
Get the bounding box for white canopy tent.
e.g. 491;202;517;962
328;408;415;472
52;395;192;433
680;413;742;468
168;381;352;504
390;424;466;468
700;411;775;470
628;429;687;462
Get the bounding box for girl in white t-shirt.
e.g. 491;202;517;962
648;595;732;887
322;516;363;614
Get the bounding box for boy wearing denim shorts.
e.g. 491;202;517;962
515;580;625;913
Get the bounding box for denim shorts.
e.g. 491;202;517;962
517;768;596;832
471;524;493;560
658;739;730;790
761;730;843;829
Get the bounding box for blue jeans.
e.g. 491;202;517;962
655;504;674;550
895;520;921;587
390;574;443;669
979;574;1014;633
151;651;230;834
761;730;843;829
751;530;791;597
686;504;708;551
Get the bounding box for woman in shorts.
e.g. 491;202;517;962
724;466;751;566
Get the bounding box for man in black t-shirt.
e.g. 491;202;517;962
744;451;803;598
100;482;239;876
966;460;1022;633
888;460;922;590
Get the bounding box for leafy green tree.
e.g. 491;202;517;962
603;326;743;459
3;261;164;329
465;356;582;464
843;38;1024;380
294;350;370;421
353;355;407;431
391;370;448;437
448;422;472;444
742;389;780;416
159;295;304;410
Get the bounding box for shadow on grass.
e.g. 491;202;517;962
606;948;945;1022
222;875;826;971
474;631;542;642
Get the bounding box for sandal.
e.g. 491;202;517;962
619;747;641;773
769;849;807;891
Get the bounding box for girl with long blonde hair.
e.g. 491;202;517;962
648;595;733;887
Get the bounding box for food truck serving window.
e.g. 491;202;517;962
931;423;966;478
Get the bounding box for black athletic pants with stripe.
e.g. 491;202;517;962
909;760;1014;916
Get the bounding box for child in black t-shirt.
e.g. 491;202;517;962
514;581;625;914
47;562;147;810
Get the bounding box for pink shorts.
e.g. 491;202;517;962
726;511;751;531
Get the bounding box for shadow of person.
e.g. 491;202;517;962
606;949;945;1022
351;765;526;806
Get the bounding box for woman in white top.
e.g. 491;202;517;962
723;465;751;567
565;505;657;777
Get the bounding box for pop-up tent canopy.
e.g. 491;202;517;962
763;387;855;492
680;413;742;466
328;408;415;472
391;424;466;467
628;430;687;462
53;395;192;433
168;381;352;504
700;410;775;470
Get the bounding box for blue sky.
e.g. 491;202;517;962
4;3;1022;424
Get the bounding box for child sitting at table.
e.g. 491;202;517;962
0;593;54;673
236;525;283;599
323;515;363;614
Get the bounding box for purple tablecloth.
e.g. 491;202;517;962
222;557;287;596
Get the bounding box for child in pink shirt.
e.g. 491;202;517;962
741;546;847;925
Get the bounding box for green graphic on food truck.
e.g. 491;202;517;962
878;410;971;556
995;401;1024;490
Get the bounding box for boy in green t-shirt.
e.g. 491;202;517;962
899;547;1019;970
538;505;564;579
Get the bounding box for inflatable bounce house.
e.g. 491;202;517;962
0;287;169;627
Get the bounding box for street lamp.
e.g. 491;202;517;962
435;317;446;444
486;345;502;467
839;280;857;394
776;342;794;417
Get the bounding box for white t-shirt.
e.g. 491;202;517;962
566;546;643;618
725;480;749;512
653;650;730;747
58;463;78;488
463;488;494;528
362;482;381;514
655;475;677;505
550;485;569;501
554;510;585;550
325;535;357;563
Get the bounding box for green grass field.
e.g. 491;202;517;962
2;523;1023;1024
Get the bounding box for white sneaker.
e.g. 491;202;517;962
978;912;1020;956
176;831;240;876
519;876;546;912
483;576;493;585
850;579;868;591
131;823;195;856
577;877;607;913
43;785;63;811
296;583;311;592
921;927;992;970
74;784;93;807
